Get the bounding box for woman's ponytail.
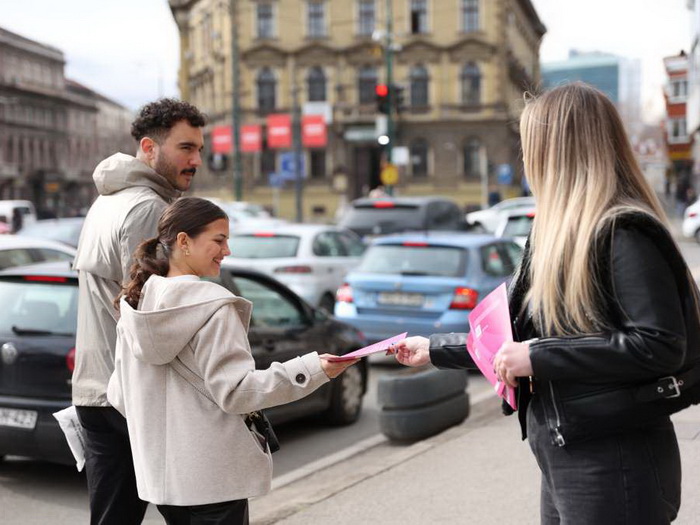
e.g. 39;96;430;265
115;236;170;310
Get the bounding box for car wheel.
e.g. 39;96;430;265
324;363;364;425
319;293;336;314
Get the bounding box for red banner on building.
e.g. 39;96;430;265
266;114;292;149
241;124;262;153
302;115;327;148
211;126;232;154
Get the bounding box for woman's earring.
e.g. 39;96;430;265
184;248;190;256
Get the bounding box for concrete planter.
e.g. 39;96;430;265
378;368;470;442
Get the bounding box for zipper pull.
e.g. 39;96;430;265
552;427;566;447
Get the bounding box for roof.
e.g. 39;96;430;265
0;235;77;254
0;260;76;278
232;223;344;236
371;231;499;248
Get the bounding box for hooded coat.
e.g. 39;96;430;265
72;153;180;406
107;275;329;505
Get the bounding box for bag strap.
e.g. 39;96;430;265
169;355;217;405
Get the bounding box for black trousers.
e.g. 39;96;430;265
527;397;681;524
157;499;249;525
76;406;149;525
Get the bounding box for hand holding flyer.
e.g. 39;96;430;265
323;333;408;362
466;283;517;410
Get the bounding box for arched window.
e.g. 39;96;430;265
358;66;377;104
463;139;483;178
410;139;429;177
461;63;481;105
307;66;326;102
409;65;429;107
257;68;276;112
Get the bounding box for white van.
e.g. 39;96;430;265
0;200;38;232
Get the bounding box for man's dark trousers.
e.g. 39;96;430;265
76;406;148;525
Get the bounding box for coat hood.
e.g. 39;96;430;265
93;153;181;202
118;276;252;365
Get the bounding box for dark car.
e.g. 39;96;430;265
337;197;467;238
0;261;368;465
18;217;85;248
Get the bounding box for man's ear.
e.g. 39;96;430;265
139;137;157;161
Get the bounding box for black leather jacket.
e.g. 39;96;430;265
429;213;700;446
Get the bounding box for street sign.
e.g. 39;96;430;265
380;164;399;186
497;163;513;185
391;146;409;166
280;152;306;180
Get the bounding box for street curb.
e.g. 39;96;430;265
250;394;502;525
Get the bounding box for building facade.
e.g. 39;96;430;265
686;0;700;184
169;0;545;216
0;27;133;217
542;50;643;140
663;51;693;199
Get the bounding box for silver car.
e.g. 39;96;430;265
466;197;536;233
227;224;366;312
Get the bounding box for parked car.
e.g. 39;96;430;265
18;217;85;248
0;236;76;270
334;233;523;347
203;197;286;231
494;207;536;248
227;224;366;312
337;197;466;239
0;200;38;232
682;199;700;243
465;197;536;233
0;261;367;465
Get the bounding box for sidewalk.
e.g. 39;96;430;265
250;397;700;525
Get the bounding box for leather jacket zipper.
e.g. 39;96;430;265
548;382;566;447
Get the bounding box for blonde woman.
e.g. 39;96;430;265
391;83;700;524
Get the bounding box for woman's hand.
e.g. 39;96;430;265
387;336;431;367
318;354;360;378
493;341;534;388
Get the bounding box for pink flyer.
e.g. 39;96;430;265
467;283;517;410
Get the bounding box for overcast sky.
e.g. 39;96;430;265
0;0;692;121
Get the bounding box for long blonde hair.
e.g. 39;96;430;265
520;82;669;336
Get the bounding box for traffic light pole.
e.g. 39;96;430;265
384;0;394;195
230;0;243;201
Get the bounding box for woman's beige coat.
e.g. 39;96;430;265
107;275;329;505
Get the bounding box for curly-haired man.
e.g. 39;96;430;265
72;98;206;524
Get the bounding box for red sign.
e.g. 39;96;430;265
266;114;292;149
211;126;232;154
241;124;262;153
302;115;327;148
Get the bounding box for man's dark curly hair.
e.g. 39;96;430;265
130;98;207;144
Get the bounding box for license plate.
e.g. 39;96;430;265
0;408;38;430
377;292;425;307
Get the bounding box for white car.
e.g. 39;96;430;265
466;197;536;233
203;197;287;231
494;206;536;248
226;224;366;312
0;235;77;270
682;199;700;243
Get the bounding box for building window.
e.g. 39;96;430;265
358;0;375;36
307;67;327;102
260;148;276;178
410;65;429;107
461;62;481;105
410;0;428;34
410;139;429;177
257;68;276;112
668;118;688;143
461;0;479;32
463;139;483;178
670;79;688;101
358;66;377;104
310;150;326;179
257;3;274;39
308;1;326;38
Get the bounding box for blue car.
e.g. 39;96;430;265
334;233;522;344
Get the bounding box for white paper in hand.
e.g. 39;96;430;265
52;406;86;472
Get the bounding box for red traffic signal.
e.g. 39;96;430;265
375;84;389;97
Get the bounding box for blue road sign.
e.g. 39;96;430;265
280;152;306;179
497;163;513;185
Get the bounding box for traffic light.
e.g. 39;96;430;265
376;83;389;114
392;84;405;114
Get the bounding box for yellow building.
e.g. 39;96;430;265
169;0;545;219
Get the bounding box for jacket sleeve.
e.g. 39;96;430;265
529;227;687;383
119;199;167;283
188;303;330;414
428;333;474;369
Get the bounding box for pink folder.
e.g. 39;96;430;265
323;333;409;362
467;283;517;410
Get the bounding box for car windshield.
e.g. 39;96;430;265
0;278;77;335
503;215;534;237
229;234;301;258
358;244;467;277
19;220;83;246
340;205;423;232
